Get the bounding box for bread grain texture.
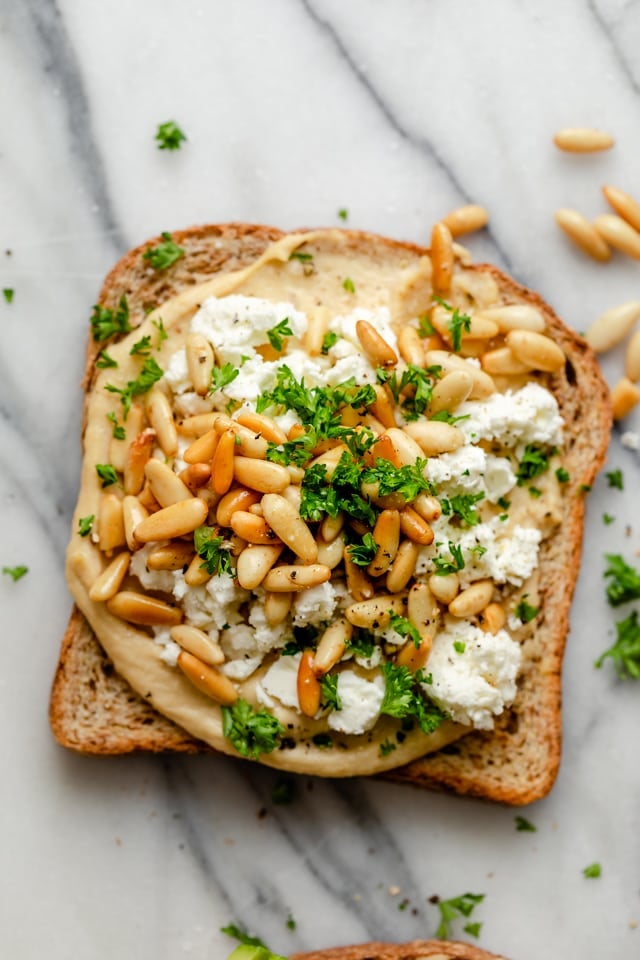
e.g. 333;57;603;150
293;940;509;960
51;223;611;803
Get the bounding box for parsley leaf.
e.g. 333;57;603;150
2;565;28;582
379;738;397;757
380;663;445;733
376;364;440;421
300;454;377;526
271;778;295;805
362;457;432;503
603;554;640;606
155;120;187;150
105;357;164;417
434;893;485;940
388;611;422;649
606;468;624;490
129;335;152;356
266;317;293;352
338;208;348;221
432;541;465;575
210;363;240;393
95;464;118;487
320;673;342;711
222;699;284;759
152;317;168;348
77;515;94;537
515;597;539;624
321;331;339;355
595;611;640;679
220;923;267;948
515;815;537;832
106;412;126;440
583;863;602;878
418;315;435;338
453;640;466;653
289;250;313;263
430;409;470;425
194;525;233;576
556;466;570;483
433;296;472;352
441;492;484;526
603;513;615;525
3;288;14;304
343;277;356;293
464;922;482;939
516;444;556;485
90;295;131;342
143;232;185;271
286;914;296;931
347;532;377;567
346;630;376;660
96;350;118;369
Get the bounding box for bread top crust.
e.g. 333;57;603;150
57;224;611;796
292;939;510;960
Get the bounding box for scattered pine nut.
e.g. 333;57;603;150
625;329;640;383
441;204;489;237
553;127;614;152
602;184;640;233
554;208;611;262
585;302;640;353
611;377;640;421
431;222;454;295
593;215;640;260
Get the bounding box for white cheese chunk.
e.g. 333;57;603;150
457;382;563;448
258;653;302;710
292;582;338;626
191;295;307;367
328;669;385;735
164;348;191;394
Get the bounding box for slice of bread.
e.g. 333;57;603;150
293;940;509;960
51;223;611;803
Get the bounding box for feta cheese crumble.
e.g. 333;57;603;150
327;669;385;735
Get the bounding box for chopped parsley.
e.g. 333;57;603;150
555;466;570;483
388;611;422;649
606;468;624;490
497;496;510;510
90;295;131;341
430;409;470;425
152;317;168;348
289;250;313;263
210;362;240;393
418;315;435;338
105;356;164;417
286;914;296;931
380;663;446;733
515;815;537;832
528;486;542;498
129;334;152;356
434;893;485;940
433;296;472;352
453;640;466;654
142;232;185;271
155;120;187;150
464;923;482;939
379;738;397;757
347;532;378;567
95;464;118;487
342;277;356;293
595;611;640;679
321;331;339;355
320;673;342;711
580;483;592;493
583;863;602;878
77;515;94;537
95;350;118;369
222;699;284;759
516;444;556;485
361;457;432;502
2;565;28;582
106;412;125;440
271;778;295;805
376;364;440;421
220;924;267;948
603;554;640;606
514;597;539;624
603;513;615;525
441;492;484;526
432;541;465;575
311;732;333;748
266;317;293;352
3;288;14;303
338;208;348;221
346;630;376;660
194;525;233;576
300;455;376;526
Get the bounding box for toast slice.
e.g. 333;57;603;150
293;940;509;960
51;223;611;802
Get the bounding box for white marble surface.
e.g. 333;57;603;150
1;2;640;958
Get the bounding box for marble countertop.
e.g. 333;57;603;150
1;2;640;958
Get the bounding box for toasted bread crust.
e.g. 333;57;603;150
293;940;509;960
51;223;611;802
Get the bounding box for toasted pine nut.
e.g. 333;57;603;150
367;509;401;577
233;457;290;494
236;544;284;589
178;412;222;438
370;384;397;428
317;532;345;569
506;330;565;373
236;411;287;445
122;495;149;551
216;487;261;527
364;434;402;469
211;429;236;495
398;326;426;367
134;497;208;543
230;511;281;545
146;390;178;457
457;338;487;359
109;403;144;472
184;428;219;465
431;222;454;295
288;423;306;441
314;619;352;674
344;549;375;602
396;636;432;671
407;582;440;640
304;306;328;357
138;482;162;514
554;208;611;262
602;184;640;233
89;552;131;602
553;127;614;152
431;305;499;343
479;602;506;634
98;492;126;554
297;650;322;717
145;459;193;507
414;493;442;523
360;481;406;512
425;350;496;399
400;507;434;545
124;428;155;496
449;579;494;618
107;590;182;626
384;428;425;466
179;463;211;493
441;204;489;237
177;650;237;705
429;370;474;414
184;552;212;587
345;594;406;629
626;329;640;382
386;540;419;593
404;420;464;456
264;591;292;626
186;333;214;395
481;346;532;375
281;484;302;511
428;572;459;605
611;377;640;420
248;503;263;516
356;319;398;367
477;304;546;333
213;415;269;459
452;241;474;264
594;214;640;259
320;512;344;543
287;465;305;484
263;563;331;592
171;624;224;666
585;301;640;353
147;541;194;571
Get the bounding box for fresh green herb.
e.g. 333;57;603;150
603;513;615;525
300;456;375;527
418;315;435;338
430;410;470;425
106;412;126;440
321;331;339;355
515;597;539;624
388;611;422;649
606;469;624;490
603;554;640;606
433;297;472;352
222;699;284;759
3;288;14;304
105;357;164;417
90;295;131;341
320;673;342;711
266;317;293;352
155;120;187;150
347;532;378;567
362;457;433;503
2;565;28;582
463;923;482;939
470;544;487;557
271;778;295;805
95;464;118;487
376;364;440;421
286;915;296;931
266;433;316;468
516;444;556;485
210;362;240;393
499;513;509;522
281;625;320;657
432;541;465;576
555;467;570;483
453;640;466;654
220;923;267;948
583;863;602;878
380;663;446;733
152;317;168;348
379;738;397;757
434;893;485;940
129;335;152;356
96;350;118;369
343;277;356;293
311;732;333;748
143;232;185;271
580;483;592;493
441;492;484;526
77;515;94;537
497;496;510;510
528;486;542;498
289;250;314;263
346;630;376;660
595;611;640;679
515;815;537;832
194;525;233;576
338;208;348;221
